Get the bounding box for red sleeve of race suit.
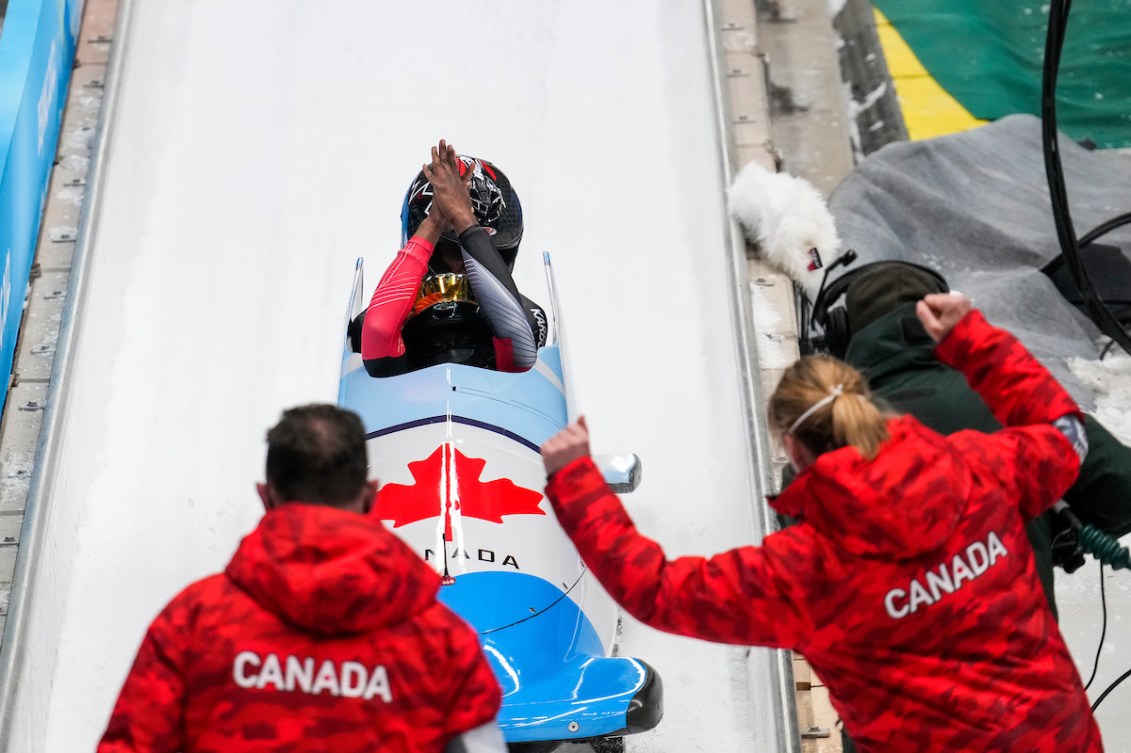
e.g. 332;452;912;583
97;598;187;753
545;457;811;649
934;309;1084;519
361;238;433;361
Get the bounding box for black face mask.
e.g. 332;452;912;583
427;237;463;275
426;232;520;275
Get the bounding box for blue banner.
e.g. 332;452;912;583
0;0;84;405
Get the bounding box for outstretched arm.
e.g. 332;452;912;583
542;419;809;648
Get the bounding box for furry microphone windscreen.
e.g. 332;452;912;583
726;161;841;301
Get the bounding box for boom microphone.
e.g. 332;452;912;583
810;249;858;320
799;249;858;355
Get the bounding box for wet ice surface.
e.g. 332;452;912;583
27;2;779;752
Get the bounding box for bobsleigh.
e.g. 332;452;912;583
338;256;662;748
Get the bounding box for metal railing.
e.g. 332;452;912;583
702;0;801;750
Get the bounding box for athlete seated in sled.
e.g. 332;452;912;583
357;140;547;377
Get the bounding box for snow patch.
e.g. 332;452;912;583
848;81;888;116
1067;354;1131;445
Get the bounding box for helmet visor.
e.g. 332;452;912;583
413;273;475;314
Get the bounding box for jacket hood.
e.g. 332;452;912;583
771;416;971;559
844;302;938;382
226;503;440;635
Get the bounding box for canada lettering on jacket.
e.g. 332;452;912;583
884;531;1009;619
232;651;393;702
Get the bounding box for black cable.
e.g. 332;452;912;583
1056;506;1131;570
1059;516;1131;712
1041;0;1131;356
1084;562;1106;691
798;287;814;355
1100;339;1117;359
1053;507;1131;703
1084;556;1131;714
1041;0;1131;719
1092;666;1131;713
1079;212;1131;249
801;250;857;355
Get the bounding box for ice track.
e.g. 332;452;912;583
5;1;790;751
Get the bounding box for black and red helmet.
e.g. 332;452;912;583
400;155;524;270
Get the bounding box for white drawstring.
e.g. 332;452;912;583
788;383;844;435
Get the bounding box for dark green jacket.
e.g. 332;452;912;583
844;303;1131;614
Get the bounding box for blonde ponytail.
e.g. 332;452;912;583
768;356;890;460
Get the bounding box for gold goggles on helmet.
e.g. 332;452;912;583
413;273;476;314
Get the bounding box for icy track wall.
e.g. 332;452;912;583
0;0;84;405
0;0;795;749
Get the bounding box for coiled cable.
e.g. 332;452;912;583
1053;502;1131;711
1055;502;1131;571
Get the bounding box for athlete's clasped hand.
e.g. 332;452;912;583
422;139;477;235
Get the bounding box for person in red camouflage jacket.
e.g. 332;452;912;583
98;404;503;753
541;294;1104;753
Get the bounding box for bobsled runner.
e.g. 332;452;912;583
338;256;662;748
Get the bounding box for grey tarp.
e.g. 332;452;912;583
827;114;1131;410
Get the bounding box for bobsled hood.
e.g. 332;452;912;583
770;415;971;559
226;503;440;635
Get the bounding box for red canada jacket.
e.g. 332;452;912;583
546;311;1102;753
98;503;501;753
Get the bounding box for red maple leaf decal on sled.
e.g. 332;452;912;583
376;444;545;539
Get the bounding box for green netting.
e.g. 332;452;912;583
874;0;1131;149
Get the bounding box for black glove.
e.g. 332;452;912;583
1050;506;1087;574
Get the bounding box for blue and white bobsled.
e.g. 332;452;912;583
338;257;662;746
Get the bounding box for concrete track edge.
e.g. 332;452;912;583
0;0;134;742
706;0;808;750
713;0;858;750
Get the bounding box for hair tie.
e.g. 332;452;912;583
788;383;845;435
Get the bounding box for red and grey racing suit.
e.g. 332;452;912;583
361;227;546;376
